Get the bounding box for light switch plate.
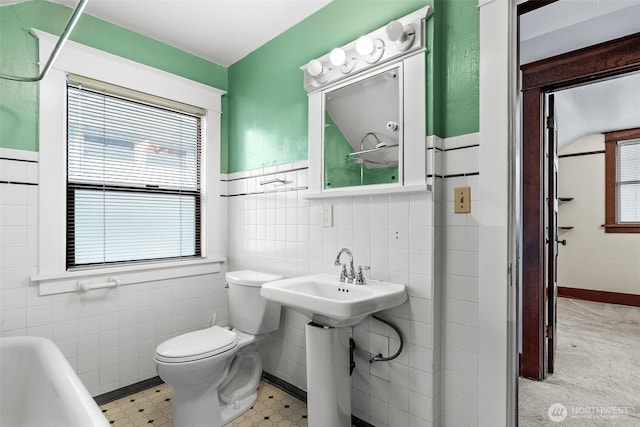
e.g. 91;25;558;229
322;204;333;227
454;186;471;213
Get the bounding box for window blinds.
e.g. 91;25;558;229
617;139;640;223
66;77;202;268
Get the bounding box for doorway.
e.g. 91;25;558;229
517;1;640;425
519;12;640;383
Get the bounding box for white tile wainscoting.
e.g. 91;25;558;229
223;160;440;427
222;133;480;427
439;133;480;427
1;130;480;426
0;148;229;396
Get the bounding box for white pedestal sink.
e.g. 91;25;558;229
261;274;407;427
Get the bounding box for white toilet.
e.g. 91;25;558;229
154;270;283;427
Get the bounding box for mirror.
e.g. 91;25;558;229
323;66;402;189
302;5;429;198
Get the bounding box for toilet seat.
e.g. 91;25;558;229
155;326;238;363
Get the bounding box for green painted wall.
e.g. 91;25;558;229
1;0;478;172
226;0;479;173
323;114;361;189
442;0;479;137
0;0;227;153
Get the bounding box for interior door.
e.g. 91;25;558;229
544;92;559;375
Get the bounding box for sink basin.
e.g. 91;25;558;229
260;273;407;327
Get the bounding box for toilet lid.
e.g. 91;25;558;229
225;270;284;287
155;326;238;363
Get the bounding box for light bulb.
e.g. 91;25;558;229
385;20;405;42
329;48;347;66
307;59;323;77
356;36;374;56
385;21;415;51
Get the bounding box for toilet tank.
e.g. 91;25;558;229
225;270;284;335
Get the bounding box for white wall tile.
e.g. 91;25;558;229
1;308;26;332
389;194;410;226
389;248;410;273
352;388;370;420
409;273;431;299
77;315;100;337
26;323;52;339
1;288;27;310
78;333;99;355
217;164;443;424
410;250;430;275
389;226;409;249
371;195;390;225
370;395;390;426
409;367;432;397
409;393;432;422
408;343;432;373
371;247;389;272
388;407;410;427
53;319;77;342
26;304;52;328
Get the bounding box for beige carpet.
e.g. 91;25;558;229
519;297;640;426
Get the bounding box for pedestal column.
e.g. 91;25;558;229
305;322;351;427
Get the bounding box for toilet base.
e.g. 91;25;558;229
159;345;264;427
170;379;258;427
172;380;225;427
220;391;258;424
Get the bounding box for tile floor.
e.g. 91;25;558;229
99;381;308;427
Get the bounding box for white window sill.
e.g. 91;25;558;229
32;257;226;295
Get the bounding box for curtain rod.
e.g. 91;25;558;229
0;0;88;82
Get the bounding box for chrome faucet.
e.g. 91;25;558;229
355;265;370;285
334;248;355;283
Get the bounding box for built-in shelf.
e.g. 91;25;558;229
558;226;574;231
346;143;399;166
346;143;399;158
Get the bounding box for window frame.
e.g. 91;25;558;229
65;82;203;268
33;30;226;294
604;127;640;233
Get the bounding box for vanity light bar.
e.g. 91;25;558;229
300;6;434;93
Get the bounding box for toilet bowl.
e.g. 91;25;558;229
154;270;283;427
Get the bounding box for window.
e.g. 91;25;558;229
604;128;640;233
34;30;224;295
66;77;203;268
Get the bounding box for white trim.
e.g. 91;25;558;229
306;52;427;198
478;0;517;426
32;30;225;111
34;29;225;295
307;90;323;195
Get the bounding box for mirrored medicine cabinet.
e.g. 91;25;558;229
302;6;432;198
323;64;402;190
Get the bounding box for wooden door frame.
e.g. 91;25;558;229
520;32;640;380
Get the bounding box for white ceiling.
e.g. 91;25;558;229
520;0;640;65
555;72;640;148
5;0;332;67
520;0;640;43
521;0;640;148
